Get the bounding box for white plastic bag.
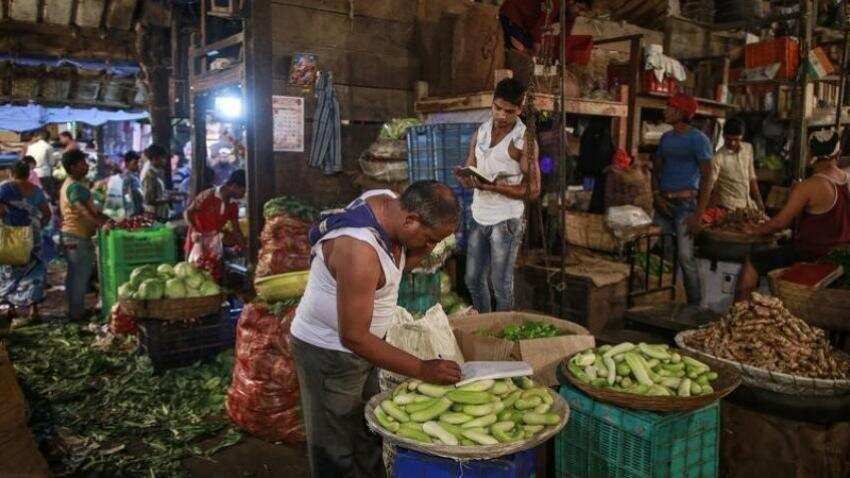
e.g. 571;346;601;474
606;205;652;233
379;304;465;391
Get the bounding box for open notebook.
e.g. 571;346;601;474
456;361;534;387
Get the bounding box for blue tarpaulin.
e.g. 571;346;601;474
0;103;148;132
0;54;141;77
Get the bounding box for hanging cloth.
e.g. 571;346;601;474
308;71;342;175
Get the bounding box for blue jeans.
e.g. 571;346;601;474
465;217;525;313
61;233;94;320
654;199;701;305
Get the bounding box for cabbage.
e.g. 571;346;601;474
118;283;135;300
185;287;201;298
130;265;158;289
138;278;165;300
185;273;204;289
157;263;175;278
199;281;220;296
164;278;187;299
174;261;196;279
201;270;213;282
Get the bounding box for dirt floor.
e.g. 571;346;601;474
3;261;311;478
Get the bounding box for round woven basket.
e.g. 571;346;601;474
119;294;224;321
701;228;775;245
557;350;740;412
675;330;850;397
365;388;569;460
768;268;850;332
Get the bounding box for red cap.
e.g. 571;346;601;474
668;93;699;120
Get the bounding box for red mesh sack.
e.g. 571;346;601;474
226;302;306;443
255;213;312;278
109;304;138;335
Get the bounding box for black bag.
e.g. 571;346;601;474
578;119;614;178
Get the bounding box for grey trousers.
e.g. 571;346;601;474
291;336;385;478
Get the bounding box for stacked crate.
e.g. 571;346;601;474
98;227;177;318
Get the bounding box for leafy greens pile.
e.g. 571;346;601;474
7;323;241;477
475;321;567;341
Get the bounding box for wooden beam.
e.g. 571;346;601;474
69;0;79;26
189;65;244;95
189;93;208;197
190;32;244;59
0;21;136;61
244;0;275;269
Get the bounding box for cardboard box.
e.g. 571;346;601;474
449;312;595;386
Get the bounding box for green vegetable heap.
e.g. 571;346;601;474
118;262;220;301
263;196;320;221
8;323;240;476
567;343;719;397
373;377;561;446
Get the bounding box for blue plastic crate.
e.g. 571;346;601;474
451;186;475;251
556;385;719;478
407;123;480;188
393;447;536;478
398;272;441;315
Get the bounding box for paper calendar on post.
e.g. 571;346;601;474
273;95;305;152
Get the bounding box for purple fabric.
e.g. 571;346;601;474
308;198;394;256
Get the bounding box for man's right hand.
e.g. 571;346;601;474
418;359;462;385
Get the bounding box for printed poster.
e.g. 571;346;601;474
272;95;304;152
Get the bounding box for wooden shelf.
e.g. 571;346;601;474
635;93;735;118
414;92;627;117
189;64;244;94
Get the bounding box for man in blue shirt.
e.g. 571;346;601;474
653;93;713;306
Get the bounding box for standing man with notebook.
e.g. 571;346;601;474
455;78;540;313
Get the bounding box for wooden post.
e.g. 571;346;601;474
626;35;642;157
612;85;629;149
189;93;207;198
135;21;173;187
244;0;275;270
796;0;814;181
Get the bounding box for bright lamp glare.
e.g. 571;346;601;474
215;96;242;119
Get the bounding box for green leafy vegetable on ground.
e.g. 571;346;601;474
7;323;241;477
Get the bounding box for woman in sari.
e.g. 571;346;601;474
0;160;52;324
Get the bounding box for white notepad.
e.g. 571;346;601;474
456;361;534;387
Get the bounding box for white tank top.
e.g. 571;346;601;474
471;118;526;226
290;191;405;353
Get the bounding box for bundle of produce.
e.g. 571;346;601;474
412;235;456;274
682;293;850;380
699;207;727;227
476;321;568;341
226;300;306;444
707;207;767;233
439;271;470;316
370;377;563;447
256;198;315;278
566;343;719;397
379;118;421;141
101;212;155;231
118;262;220;301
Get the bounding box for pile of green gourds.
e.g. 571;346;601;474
372;377;562;446
567;343;719;397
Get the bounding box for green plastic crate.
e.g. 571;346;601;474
99;227;177;266
397;271;441;315
556;384;719;478
99;262;136;319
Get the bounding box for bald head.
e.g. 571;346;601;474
400;181;460;228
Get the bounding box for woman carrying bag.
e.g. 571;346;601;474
0;160;52;325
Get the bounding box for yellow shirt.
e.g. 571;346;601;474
710;142;757;210
60;178;96;238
